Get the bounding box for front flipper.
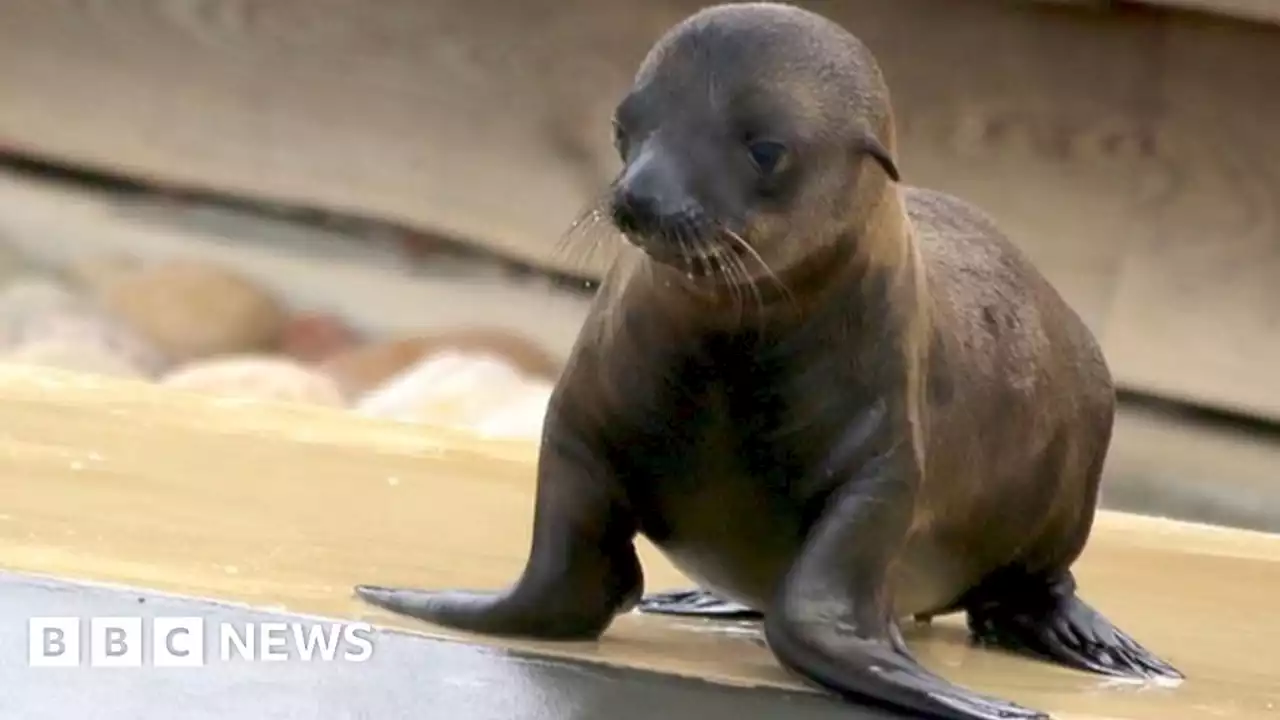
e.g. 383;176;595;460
352;584;636;640
636;589;763;619
354;425;644;641
966;572;1183;681
765;463;1048;720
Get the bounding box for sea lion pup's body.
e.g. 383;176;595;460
355;4;1181;719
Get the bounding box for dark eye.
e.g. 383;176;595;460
747;140;788;175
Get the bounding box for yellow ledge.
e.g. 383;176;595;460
1;365;1275;719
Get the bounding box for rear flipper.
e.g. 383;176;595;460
966;572;1183;681
635;589;763;619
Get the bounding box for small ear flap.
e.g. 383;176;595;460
861;136;900;182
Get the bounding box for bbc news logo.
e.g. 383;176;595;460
29;617;375;667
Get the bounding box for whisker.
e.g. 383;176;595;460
721;249;747;322
710;248;728;300
731;256;755;324
671;219;697;277
553;206;598;264
721;227;795;308
553;193;624;277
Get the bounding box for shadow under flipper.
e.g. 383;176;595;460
635;588;765;619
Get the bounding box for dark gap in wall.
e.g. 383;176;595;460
1116;389;1280;441
0;151;603;298
1017;0;1280;33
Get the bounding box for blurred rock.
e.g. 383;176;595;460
64;253;141;293
355;350;552;439
0;277;169;374
322;329;561;400
26;312;169;376
94;260;286;362
0;239;42;289
160;355;346;407
0;338;149;379
279;312;360;364
0;278;86;345
321;337;435;400
470;383;553;440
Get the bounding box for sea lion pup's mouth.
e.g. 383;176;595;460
620;225;761;283
607;146;768;284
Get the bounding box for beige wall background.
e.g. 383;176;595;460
1;0;1277;421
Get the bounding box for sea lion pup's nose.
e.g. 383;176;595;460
610;145;698;238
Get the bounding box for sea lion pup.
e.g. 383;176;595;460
354;3;1181;718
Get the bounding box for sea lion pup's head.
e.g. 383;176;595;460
608;3;902;291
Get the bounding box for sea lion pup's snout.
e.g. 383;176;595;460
609;144;717;269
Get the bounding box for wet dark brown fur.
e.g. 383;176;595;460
355;5;1182;720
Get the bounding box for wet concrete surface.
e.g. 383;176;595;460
0;571;898;720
